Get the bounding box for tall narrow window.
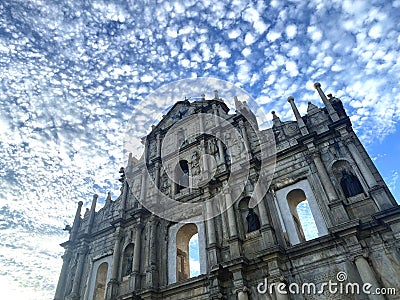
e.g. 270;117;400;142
175;160;189;194
176;223;198;281
287;189;318;242
93;262;108;300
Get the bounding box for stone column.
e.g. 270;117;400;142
106;228;123;300
54;249;72;300
133;226;142;272
154;162;160;189
85;194;98;234
70;201;83;241
311;151;349;223
346;141;378;188
314;82;339;122
225;189;237;238
275;291;290;300
239;120;250;155
146;217;157;288
237;290;249;300
205;201;218;267
139;168;147;207
216;132;225;165
200;139;209;178
253;183;269;226
67;244;88;300
354;256;385;300
132;223;143;289
206;201;216;245
156;134;161;158
287;96;309;136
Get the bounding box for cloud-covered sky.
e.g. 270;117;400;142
0;0;399;299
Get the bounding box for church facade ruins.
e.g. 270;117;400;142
54;83;400;300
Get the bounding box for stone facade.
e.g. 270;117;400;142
55;83;400;300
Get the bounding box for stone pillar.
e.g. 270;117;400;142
139;168;147;207
70;201;83;241
132;223;143;289
225;189;237;238
346;139;394;210
239;120;250;155
200;139;209;178
314;82;339;122
85;194;98;234
156;134;161;158
206;201;216;245
275;291;290;300
354;256;385;300
106;228;123;300
237;290;249;300
346;141;378;188
287;96;309;135
312;151;349;223
54;249;72;300
205;201;218;267
253;183;269;226
67;244;88;300
216;132;225;165
133;225;142;272
154;162;160;189
146;217;157;287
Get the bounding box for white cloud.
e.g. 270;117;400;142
285;24;297;39
266;30;281;42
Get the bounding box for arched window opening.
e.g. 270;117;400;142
175;160;189;194
287;189;318;242
122;244;134;277
189;233;200;277
93;262;108;300
176;223;198;281
239;197;261;234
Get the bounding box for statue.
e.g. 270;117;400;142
246;208;261;233
328;94;346;118
207;139;218;155
160;172;171;195
340;170;364;198
190;151;201;176
125;254;133;276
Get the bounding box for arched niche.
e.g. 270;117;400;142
331;160;365;199
238;197;261;235
122;243;134;277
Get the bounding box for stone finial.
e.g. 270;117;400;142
313;82;339;122
106;191;112;202
201;93;205;101
271;111;282;126
214;90;219;99
307;101;319;114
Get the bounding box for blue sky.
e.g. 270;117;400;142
0;0;399;299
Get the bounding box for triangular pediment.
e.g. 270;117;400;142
150;100;193;134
